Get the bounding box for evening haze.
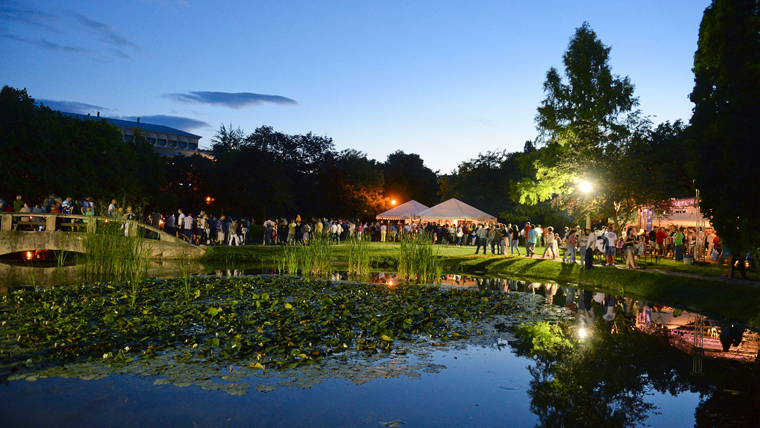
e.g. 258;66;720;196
1;0;710;173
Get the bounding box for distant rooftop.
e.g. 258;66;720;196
61;112;201;138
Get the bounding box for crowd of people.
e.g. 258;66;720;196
2;194;752;277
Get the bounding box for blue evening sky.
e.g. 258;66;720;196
1;0;710;173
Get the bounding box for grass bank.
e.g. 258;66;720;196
200;242;760;328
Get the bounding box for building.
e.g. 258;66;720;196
62;112;210;158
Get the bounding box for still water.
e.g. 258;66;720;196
1;262;758;427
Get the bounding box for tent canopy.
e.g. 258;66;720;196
375;200;430;220
416;198;496;223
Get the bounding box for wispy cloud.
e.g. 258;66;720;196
37;99;107;114
164;91;298;109
0;6;139;60
121;115;211;132
0;4;60;33
75;13;140;53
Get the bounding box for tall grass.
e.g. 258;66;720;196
78;219;151;284
301;232;332;277
346;236;372;280
398;232;442;284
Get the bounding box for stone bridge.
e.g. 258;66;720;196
0;213;206;259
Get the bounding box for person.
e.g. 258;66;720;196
228;218;240;246
456;226;464;246
624;227;638;269
655;226;667;256
673;227;685;262
527;225;538;258
182;212;194;242
543;226;557;259
707;228;717;260
604;226;618;267
510;224;521;255
13;195;25;212
108;199;117;218
718;246;734;278
563;230;577;264
288;219;296;244
216;215;226;245
475;225;488;254
164;212;175;236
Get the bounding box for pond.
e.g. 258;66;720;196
1;261;759;427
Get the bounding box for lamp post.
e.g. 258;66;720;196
580;181;592;230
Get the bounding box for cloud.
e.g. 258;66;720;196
0;6;139;60
164;91;298;109
75;13;140;52
121;115;211;132
0;4;60;33
37;99;107;114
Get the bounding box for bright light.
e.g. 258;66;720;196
391;200;397;206
25;251;33;260
579;181;592;193
578;328;588;339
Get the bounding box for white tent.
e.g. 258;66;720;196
416;198;496;223
375;200;430;220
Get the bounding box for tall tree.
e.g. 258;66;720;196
689;0;760;254
382;150;439;207
514;23;670;232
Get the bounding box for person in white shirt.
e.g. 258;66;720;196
604;226;618;266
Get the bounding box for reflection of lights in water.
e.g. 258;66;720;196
578;328;588;339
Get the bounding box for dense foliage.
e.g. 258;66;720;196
0;86;165;206
689;0;760;254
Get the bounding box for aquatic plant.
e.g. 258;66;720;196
346;236;372;279
398;233;442;284
78;219;151;283
0;276;522;372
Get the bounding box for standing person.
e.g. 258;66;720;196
563;230;577;264
585;229;596;269
673;227;685;262
542;227;557;259
182;211;194;242
380;223;387;242
624;227;638;269
475;225;488;254
108;199;117;218
177;210;185;235
604;226;618;267
216;215;226;245
707;228;717;260
456;225;464;246
655;226;667;256
577;227;587;265
13;195;25;212
228;218;240;246
164;212;175;237
527;226;538;258
288;219;296;244
510;225;521;255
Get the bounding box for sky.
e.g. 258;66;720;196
1;0;711;174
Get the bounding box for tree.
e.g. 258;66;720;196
382;150;439;207
688;0;760;254
0;86;164;206
514;23;673;233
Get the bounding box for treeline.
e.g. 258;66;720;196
0;86;439;221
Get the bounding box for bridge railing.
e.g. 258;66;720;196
0;213;180;243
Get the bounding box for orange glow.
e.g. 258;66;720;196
391;200;397;206
25;251;33;260
206;196;212;204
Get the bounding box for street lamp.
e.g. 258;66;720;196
580;181;592;229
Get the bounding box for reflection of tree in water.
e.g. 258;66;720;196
513;317;693;427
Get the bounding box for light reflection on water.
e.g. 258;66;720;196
1;265;757;427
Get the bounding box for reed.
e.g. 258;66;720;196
398;232;442;284
301;232;332;277
78;219;151;284
281;246;300;275
346;236;372;280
